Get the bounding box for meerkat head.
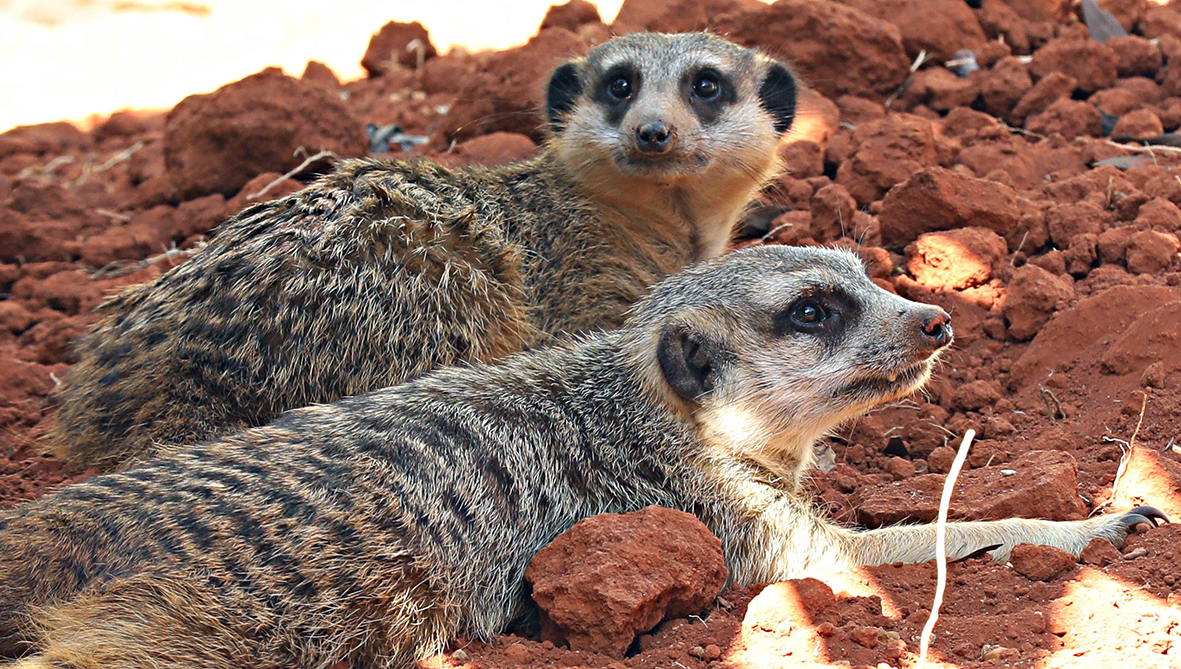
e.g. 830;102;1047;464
624;245;952;483
545;32;795;190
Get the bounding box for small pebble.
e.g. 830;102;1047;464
1123;547;1148;560
451;649;468;660
1000;469;1017;476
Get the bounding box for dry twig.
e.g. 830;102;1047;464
918;428;977;667
246;148;339;202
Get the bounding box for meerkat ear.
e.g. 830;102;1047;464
657;324;723;401
546;61;584;133
759;61;797;135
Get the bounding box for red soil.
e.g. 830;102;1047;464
2;0;1181;667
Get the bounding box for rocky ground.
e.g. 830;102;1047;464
2;0;1181;667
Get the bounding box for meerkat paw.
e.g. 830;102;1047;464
1090;505;1169;548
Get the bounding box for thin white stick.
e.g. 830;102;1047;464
918;428;976;667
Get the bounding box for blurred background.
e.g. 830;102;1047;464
0;0;629;132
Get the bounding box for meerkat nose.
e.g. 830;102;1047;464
636;121;673;153
915;308;953;351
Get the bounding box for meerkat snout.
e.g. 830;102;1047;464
913;307;953;352
635;120;673;154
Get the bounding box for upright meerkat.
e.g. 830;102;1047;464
49;31;798;469
1;246;1162;669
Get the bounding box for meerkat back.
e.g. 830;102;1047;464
48;32;799;469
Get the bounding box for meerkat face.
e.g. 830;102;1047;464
546;32;796;185
629;245;952;478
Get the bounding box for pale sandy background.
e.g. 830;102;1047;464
0;0;628;132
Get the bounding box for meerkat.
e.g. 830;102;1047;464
48;31;798;470
1;245;1163;669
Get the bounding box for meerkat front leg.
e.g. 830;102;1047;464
845;506;1168;565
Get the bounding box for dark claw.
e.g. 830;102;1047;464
1121;505;1170;533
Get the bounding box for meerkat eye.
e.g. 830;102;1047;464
786;298;834;333
693;73;721;100
608;76;632;100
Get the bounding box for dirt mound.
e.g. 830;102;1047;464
3;1;1181;668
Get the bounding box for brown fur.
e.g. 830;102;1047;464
1;246;1155;668
49;32;796;469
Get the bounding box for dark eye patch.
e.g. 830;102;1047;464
594;63;641;126
774;288;859;340
681;67;736;126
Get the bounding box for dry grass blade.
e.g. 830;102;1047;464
918;428;977;667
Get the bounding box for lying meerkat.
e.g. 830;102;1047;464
49;31;798;469
1;245;1162;668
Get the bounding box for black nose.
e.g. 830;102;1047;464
918;309;953;349
635;122;672;153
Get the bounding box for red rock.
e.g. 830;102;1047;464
1080;537;1123;566
1010;284;1178;388
906;227;1007;291
0;206;77;263
1011;71;1076;122
1046;201;1110;249
1063;233;1098;276
978;0;1031;54
980;56;1033;118
526;505;727;657
715;0;910;101
541;0;602;32
613;0;762;33
1107;35;1163;79
9;270;104;316
1101;299;1181;376
836;0;986;61
439;28;590;144
1134;197;1181;233
1114;109;1165;139
1117;77;1164;104
0;301;36;334
836;95;886;125
1003;264;1073;340
300;60;340;90
92;110;161;143
878;167;1020;248
810;183;857;242
928;445;956;474
361;21;436;76
836;115;953;207
0;358;59;402
1098;226;1135;264
1009;543;1076;581
940;106;1000;139
0;122;91;159
849;625;881;648
450;132;538;167
1029;37;1118;94
779;140;824;179
857;450;1088;527
421;53;477;96
1125;230;1180;274
921;68;982;112
1026;98;1103;140
164;68;365;200
1001;0;1071;22
1141;7;1181;40
951;379;1003;412
1090;88;1144;117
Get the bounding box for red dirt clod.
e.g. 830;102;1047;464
525;505;727;657
1009;543;1077;581
540;0;602;32
164;68;365;200
1028;37;1118;94
878;166;1019;248
905;227;1008;291
361;21;437;77
1003;263;1074;340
